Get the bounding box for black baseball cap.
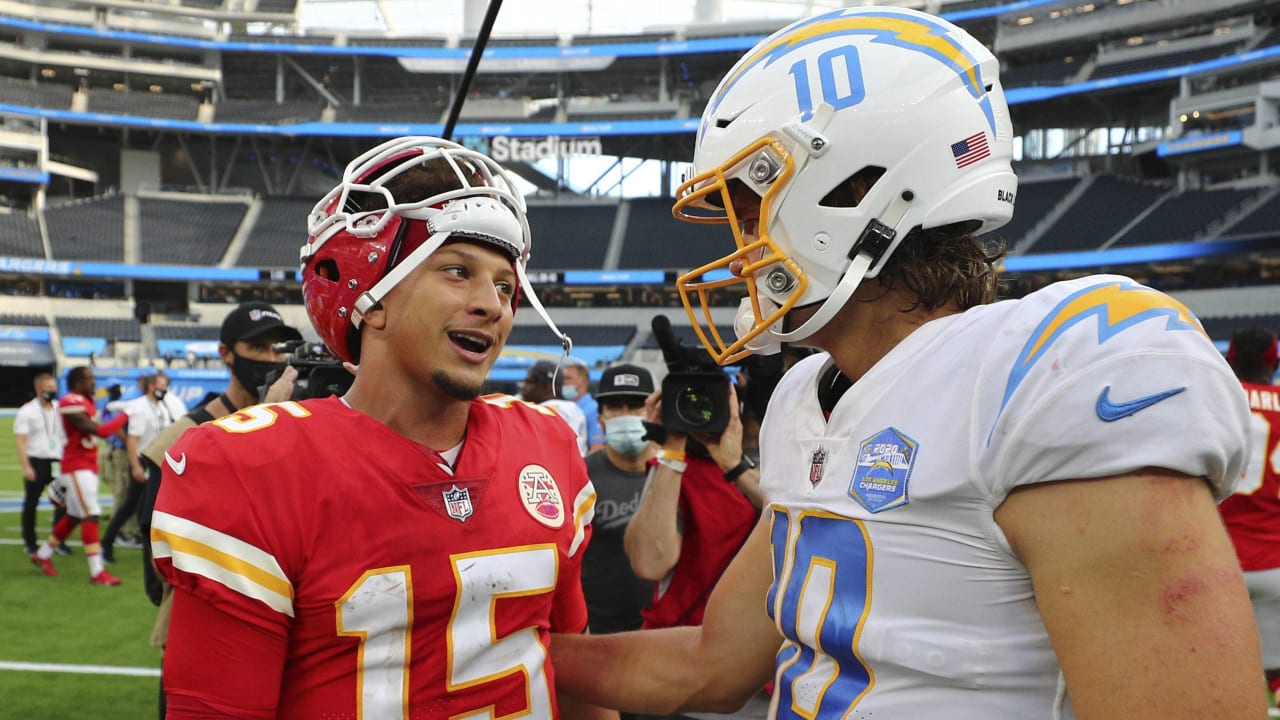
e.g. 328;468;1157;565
596;363;654;401
219;301;303;347
526;360;564;393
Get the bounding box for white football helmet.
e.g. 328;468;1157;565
300;136;569;363
673;6;1017;364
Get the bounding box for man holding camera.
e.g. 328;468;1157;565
624;365;760;631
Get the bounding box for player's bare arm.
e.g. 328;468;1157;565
555;513;780;714
996;468;1268;719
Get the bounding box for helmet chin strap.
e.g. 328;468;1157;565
350;229;574;361
756;189;914;347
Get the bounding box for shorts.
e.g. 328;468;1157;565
1245;566;1280;668
51;469;101;518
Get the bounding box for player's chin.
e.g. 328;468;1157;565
431;368;486;401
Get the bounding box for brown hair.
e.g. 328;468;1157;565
355;156;479;213
868;223;1005;312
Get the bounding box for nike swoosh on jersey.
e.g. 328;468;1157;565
164;451;187;475
1095;385;1186;422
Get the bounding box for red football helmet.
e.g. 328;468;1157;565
301;136;567;364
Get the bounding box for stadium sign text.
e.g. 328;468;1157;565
490;136;603;162
0;257;72;275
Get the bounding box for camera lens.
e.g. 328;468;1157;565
673;384;715;428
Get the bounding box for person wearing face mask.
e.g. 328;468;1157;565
580;364;658;642
101;373;174;563
14;372;69;556
565;358;605;455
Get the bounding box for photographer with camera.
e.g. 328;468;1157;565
624;316;761;635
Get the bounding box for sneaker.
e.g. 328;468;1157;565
23;545;37;556
89;570;122;586
100;544;115;564
30;553;56;577
53;543;72;556
115;536;143;549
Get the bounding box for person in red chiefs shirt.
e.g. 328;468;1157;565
151;137;615;719
1220;326;1280;705
30;365;129;584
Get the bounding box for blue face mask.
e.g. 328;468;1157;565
562;385;580;402
604;415;648;457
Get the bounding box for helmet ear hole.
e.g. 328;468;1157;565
315;258;340;282
820;166;885;209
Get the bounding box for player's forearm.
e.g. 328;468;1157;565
623;467;682;580
556;686;620;720
551;627;709;714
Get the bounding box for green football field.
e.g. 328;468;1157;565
0;413;161;719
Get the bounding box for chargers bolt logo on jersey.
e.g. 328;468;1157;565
850;428;917;513
443;485;474;522
519;465;565;528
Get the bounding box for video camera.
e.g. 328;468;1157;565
651;314;731;435
261;340;354;401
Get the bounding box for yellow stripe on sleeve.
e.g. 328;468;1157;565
152;510;295;617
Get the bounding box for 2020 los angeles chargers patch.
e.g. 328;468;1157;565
849;427;917;513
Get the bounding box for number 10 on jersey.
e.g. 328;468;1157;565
768;508;875;717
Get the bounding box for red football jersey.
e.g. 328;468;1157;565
1220;380;1280;571
154;395;595;718
59;392;100;473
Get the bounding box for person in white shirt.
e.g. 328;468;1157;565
102;373;174;563
14;372;69;555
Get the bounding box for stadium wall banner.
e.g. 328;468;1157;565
61;336;108;358
0;325;53;366
156;340;221;359
489;136;603;162
1156;130;1244;158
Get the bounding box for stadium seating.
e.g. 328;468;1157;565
1111;187;1257;246
525;203;616;270
45;196;127;261
1201;313;1280;341
1225;191;1280;237
139;199;247;265
55;316;142;342
152;324;220;340
507;324;636;347
236;197;315;268
87;88;201;121
0;211;43;258
1091;42;1248;80
0;313;47;326
1031;176;1169;253
618;198;732;270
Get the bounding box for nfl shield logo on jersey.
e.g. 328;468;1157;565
849;428;918;513
809;447;828;488
443;485;474;522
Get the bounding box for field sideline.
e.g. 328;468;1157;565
0;413;160;718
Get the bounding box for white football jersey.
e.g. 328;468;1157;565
757;274;1250;719
543;398;589;456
